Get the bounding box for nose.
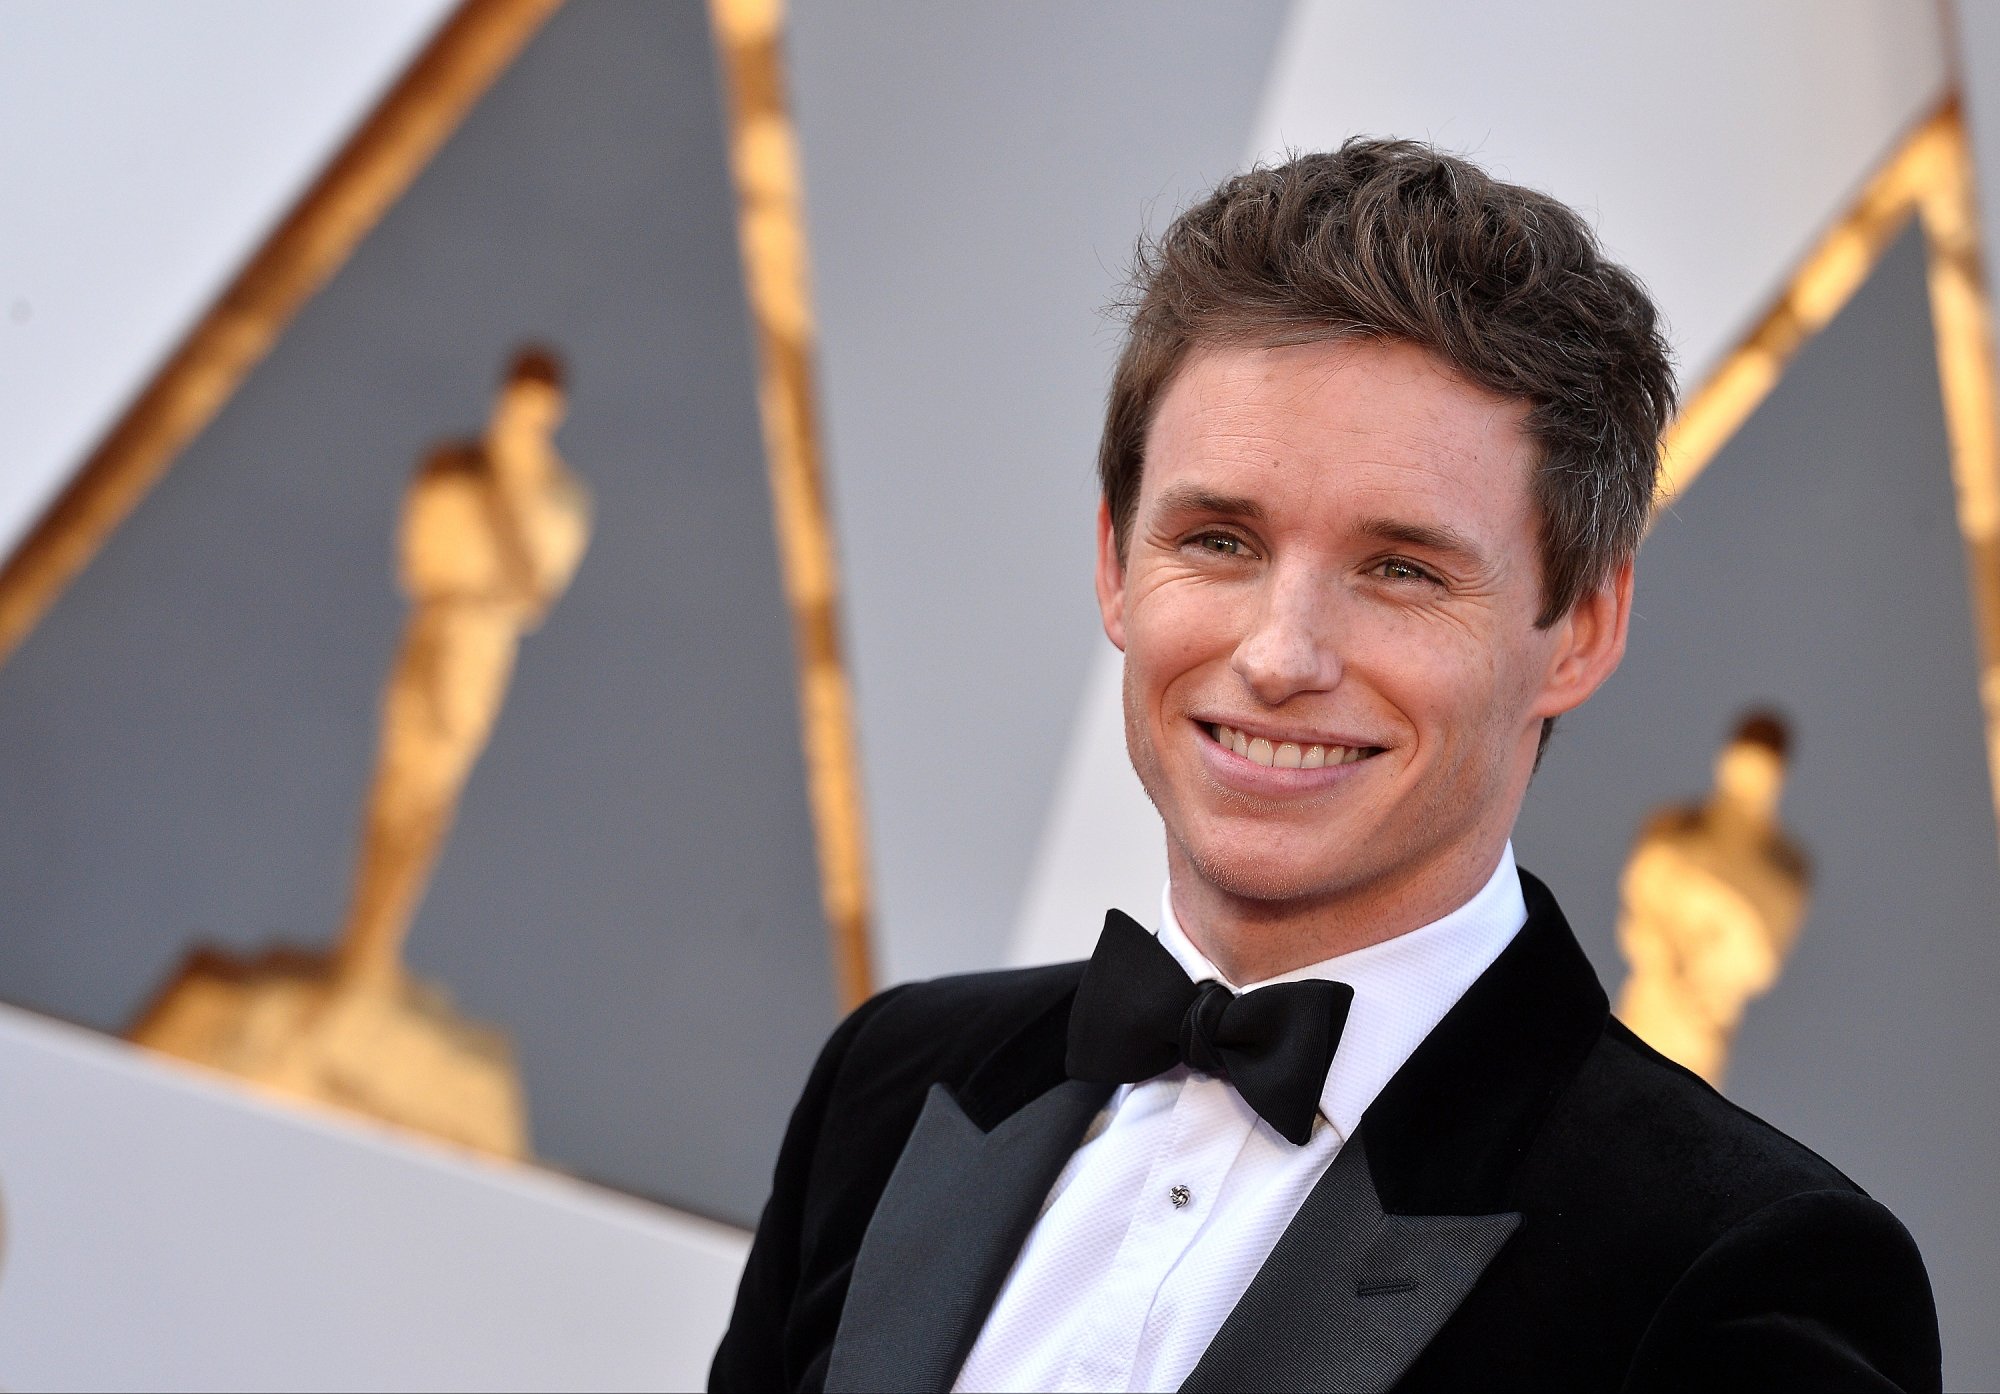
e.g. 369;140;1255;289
1229;564;1344;705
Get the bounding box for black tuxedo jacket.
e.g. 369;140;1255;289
711;872;1940;1392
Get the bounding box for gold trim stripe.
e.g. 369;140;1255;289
1915;107;2000;857
1658;105;1958;506
1659;96;2000;870
0;0;561;666
710;0;877;1010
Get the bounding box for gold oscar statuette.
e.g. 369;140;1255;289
130;349;591;1158
1614;711;1811;1087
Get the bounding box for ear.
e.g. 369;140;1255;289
1532;559;1633;720
1095;499;1128;651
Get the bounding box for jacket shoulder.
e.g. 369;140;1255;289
1550;1017;1858;1215
837;960;1087;1100
1626;1186;1941;1393
1407;1017;1928;1392
1499;1013;1868;1320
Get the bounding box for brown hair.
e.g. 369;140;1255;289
1099;138;1677;632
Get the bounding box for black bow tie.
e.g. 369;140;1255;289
1064;909;1354;1146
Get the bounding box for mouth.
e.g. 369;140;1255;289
1203;721;1385;770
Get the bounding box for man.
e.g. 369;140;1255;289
711;140;1941;1392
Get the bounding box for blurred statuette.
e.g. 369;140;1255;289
131;350;591;1158
1614;711;1810;1087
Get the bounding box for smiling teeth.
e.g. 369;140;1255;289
1210;724;1368;768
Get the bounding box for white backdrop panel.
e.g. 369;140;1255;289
0;0;453;560
0;1005;746;1391
1250;0;1945;391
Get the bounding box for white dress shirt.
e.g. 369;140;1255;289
953;845;1528;1394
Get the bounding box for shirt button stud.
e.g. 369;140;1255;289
1169;1184;1192;1209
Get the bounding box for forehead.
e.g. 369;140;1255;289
1141;339;1537;531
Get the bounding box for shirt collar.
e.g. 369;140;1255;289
1154;843;1528;1144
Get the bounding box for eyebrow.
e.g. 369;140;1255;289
1356;516;1489;568
1151;484;1266;522
1150;484;1491;571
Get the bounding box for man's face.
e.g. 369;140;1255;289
1097;337;1626;926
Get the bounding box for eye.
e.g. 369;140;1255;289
1373;556;1439;584
1187;530;1253;558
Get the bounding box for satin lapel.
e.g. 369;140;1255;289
824;1077;1113;1393
1361;870;1609;1217
1182;1134;1519;1394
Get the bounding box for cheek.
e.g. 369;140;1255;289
1346;621;1536;778
1352;623;1499;723
1126;582;1242;696
1494;624;1564;718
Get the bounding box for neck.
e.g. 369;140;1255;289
1167;835;1509;985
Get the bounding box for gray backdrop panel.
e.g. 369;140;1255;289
1515;226;2000;1385
0;0;833;1226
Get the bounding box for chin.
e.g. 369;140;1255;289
1175;824;1362;908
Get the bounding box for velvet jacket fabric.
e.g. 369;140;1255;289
710;872;1941;1393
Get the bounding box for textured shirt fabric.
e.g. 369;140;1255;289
952;846;1528;1394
